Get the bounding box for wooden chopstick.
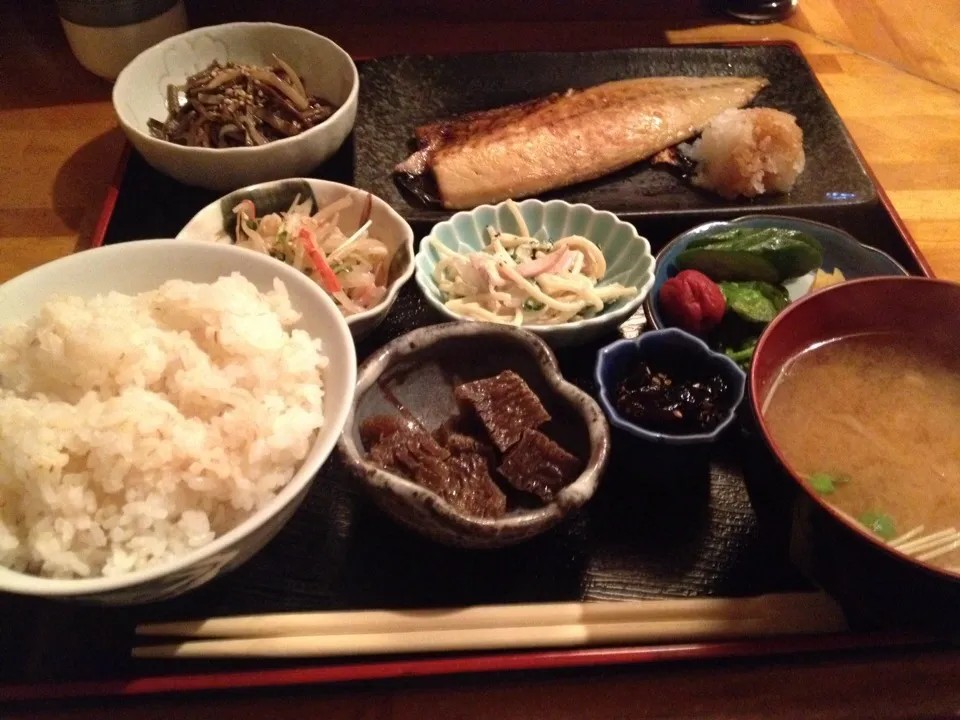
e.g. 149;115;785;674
133;592;848;659
133;616;838;659
136;592;840;638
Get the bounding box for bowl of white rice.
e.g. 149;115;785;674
0;240;356;604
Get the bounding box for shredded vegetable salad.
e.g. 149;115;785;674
233;193;390;316
430;201;638;326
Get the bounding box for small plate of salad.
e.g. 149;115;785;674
177;178;415;340
644;215;908;369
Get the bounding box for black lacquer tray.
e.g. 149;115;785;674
0;43;935;707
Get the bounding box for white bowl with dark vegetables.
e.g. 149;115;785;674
113;22;358;191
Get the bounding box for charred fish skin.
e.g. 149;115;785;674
395;93;569;176
397;76;769;210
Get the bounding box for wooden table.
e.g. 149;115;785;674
3;1;960;717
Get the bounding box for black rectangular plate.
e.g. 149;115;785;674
353;45;877;226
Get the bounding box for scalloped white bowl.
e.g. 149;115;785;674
415;199;655;347
113;22;358;191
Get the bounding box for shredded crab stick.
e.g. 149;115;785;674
232;193;391;316
298;228;341;294
430;200;638;326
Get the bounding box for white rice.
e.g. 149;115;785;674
682;108;806;199
0;273;327;579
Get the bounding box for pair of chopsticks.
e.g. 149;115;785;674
133;592;848;659
890;525;960;563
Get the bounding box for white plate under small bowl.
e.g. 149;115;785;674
415;199;656;348
113;22;358;191
0;240;356;604
177;178;416;341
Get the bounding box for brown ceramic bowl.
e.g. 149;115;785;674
337;322;611;548
747;276;960;637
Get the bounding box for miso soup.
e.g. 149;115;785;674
762;332;960;572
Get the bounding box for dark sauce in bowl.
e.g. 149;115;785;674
613;360;732;435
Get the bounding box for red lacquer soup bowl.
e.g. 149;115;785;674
746;277;960;638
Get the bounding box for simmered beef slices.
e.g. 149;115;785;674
360;415;507;519
433;414;498;462
361;370;582;518
498;429;582;502
454;370;551;452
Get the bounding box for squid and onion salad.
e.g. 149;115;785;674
147;56;338;148
232;193;391;316
429;201;638;325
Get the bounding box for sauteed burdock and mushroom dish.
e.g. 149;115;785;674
148;56;340;148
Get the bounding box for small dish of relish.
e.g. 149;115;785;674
594;328;746;445
613;360;731;435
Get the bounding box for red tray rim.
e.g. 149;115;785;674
27;38;935;706
2;631;934;704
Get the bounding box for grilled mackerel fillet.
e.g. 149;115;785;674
396;76;769;209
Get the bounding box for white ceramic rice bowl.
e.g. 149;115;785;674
0;240;356;604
